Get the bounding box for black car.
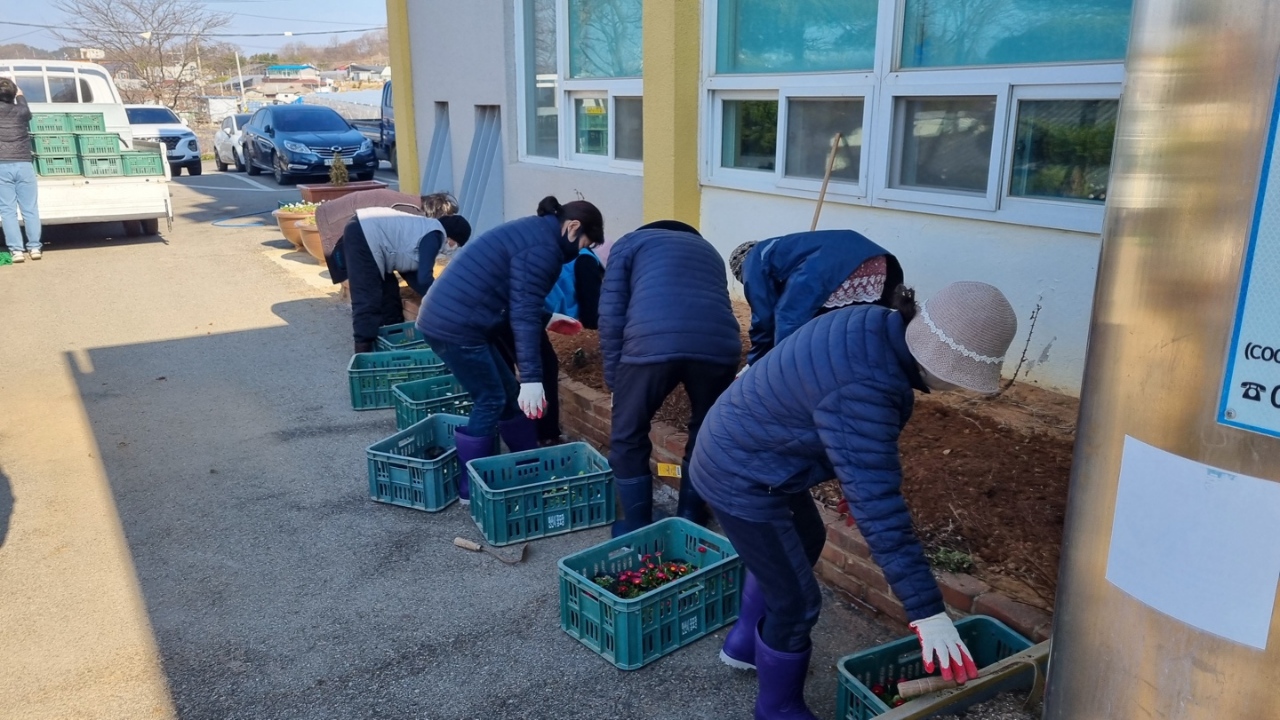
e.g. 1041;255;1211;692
240;105;379;185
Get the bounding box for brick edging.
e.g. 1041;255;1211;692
553;367;1054;644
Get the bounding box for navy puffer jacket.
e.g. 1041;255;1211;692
689;305;944;621
599;228;742;390
743;230;902;365
416;214;574;379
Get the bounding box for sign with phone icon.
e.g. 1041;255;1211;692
1220;81;1280;438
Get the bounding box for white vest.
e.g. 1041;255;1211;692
355;207;444;276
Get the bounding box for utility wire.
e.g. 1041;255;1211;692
0;20;387;38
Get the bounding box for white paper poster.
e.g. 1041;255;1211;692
1106;436;1280;649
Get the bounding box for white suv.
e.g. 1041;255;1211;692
124;105;202;176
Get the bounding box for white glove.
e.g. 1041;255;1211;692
910;612;978;684
518;382;547;419
546;313;583;336
736;364;749;378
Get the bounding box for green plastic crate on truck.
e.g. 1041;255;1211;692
121;151;165;177
32;134;76;156
34;156;81;177
75;132;122;157
81;156;122;177
28;113;70;133
836;616;1032;720
347;348;447;410
469;442;614;546
366;413;480;512
376;321;428;351
558;517;744;670
391;375;472;430
68;112;106;133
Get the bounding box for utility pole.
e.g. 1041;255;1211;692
235;50;247;110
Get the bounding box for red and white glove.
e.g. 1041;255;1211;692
910;613;979;684
546;313;582;335
518;382;546;419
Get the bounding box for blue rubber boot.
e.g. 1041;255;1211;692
453;428;495;506
720;572;765;670
675;464;710;526
611;475;653;538
498;416;539;453
754;626;819;720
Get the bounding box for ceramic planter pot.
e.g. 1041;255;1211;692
297;179;389;203
273;209;313;249
296;220;325;264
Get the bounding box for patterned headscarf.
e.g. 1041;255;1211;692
729;240;761;283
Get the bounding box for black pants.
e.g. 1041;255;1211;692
344;219;406;346
714;492;827;652
608;360;737;480
492;319;561;442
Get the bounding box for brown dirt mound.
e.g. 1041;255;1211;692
549;303;1075;609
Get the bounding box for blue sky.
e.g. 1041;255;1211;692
1;0;388;54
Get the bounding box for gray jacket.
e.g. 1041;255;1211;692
0;97;32;163
355;206;444;276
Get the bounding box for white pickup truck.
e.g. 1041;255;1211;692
0;59;171;235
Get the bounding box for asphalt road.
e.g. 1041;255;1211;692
0;162;896;719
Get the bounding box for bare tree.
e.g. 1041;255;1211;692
50;0;230;108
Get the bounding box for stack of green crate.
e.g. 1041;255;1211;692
28;112;162;178
28;113;81;177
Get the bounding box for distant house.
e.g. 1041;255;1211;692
266;64;318;80
347;63;388;82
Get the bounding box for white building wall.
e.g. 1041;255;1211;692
406;0;642;241
701;188;1101;395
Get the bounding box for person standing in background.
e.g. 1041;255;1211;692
0;78;41;263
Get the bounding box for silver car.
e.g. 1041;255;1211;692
213;113;252;172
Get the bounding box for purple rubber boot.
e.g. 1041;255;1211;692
753;626;819;720
453;428;495;506
720;572;765;670
498;416;539;453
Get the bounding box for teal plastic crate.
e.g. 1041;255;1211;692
469;442;614;546
122;151;165;176
76;132;122;156
836;616;1033;720
392;375;472;430
29;113;69;133
32;133;76;155
34;155;81;177
68;112;105;132
376;321;428;351
366;413;477;512
81;156;122;177
347;348;447;410
558;517;744;670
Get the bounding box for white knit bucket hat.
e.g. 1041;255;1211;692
905;282;1018;395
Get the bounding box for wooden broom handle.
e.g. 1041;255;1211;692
810;132;844;232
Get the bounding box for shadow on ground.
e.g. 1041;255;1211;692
67;298;891;720
0;466;11;548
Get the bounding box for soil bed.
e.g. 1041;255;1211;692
548;303;1076;609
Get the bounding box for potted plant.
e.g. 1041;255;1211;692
296;216;325;264
272;200;320;249
298;150;388;203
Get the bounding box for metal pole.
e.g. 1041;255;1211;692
1045;0;1280;717
235;51;246;110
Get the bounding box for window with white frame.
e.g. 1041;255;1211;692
704;0;1131;233
517;0;644;170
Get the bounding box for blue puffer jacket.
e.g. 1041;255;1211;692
743;230;902;365
416;214;575;379
689;305;944;621
599;228;742;390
